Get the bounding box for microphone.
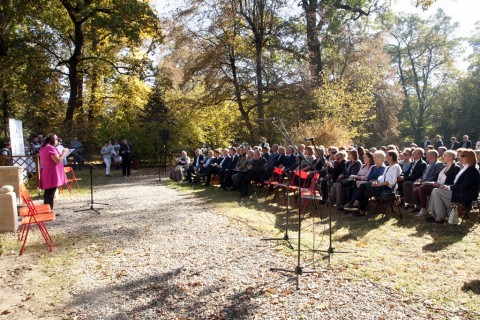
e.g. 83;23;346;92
304;137;315;142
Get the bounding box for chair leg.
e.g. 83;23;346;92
390;202;402;219
19;222;32;255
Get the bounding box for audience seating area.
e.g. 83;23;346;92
171;139;480;223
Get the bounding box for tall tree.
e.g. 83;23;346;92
385;9;459;143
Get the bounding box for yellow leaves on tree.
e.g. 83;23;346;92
307;73;376;145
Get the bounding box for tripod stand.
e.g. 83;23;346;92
73;154;109;214
264;117;316;289
261;185;294;250
310;174;349;265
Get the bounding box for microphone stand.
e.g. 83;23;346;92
307;144;349;266
261;184;294;250
72;152;109;214
264;117;316;290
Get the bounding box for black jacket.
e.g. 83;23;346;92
191;154;205;168
404;159;427;181
450;166;480;205
444;164;461;185
119;143;133;160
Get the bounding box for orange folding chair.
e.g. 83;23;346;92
264;167;284;199
62;166;81;193
19;185;52;216
19;189;55;255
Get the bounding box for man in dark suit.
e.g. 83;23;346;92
204;149;226;186
450;137;460;150
460;135;472;149
419;136;432;149
405;150;445;212
434;135;444;149
398;147;427;206
239;149;267;197
186;148;204;182
280;145;297;172
220;147;239;189
264;144;279;179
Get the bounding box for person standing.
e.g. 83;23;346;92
434;135;444;149
101;140;114;177
71;137;83;170
1;142;11;155
119;139;133;177
39;133;69;209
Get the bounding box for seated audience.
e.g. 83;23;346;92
427;149;479;223
238;149;267;197
220;147;238;189
185;148;204;183
412;150;460;217
398;148;427;206
204;148;226;186
319;150;346;204
334;149;362;209
403;150;445;210
170;150;190;181
232;149;252;190
345;150;401;215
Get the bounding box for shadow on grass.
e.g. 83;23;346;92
393;211;476;252
461;280;480;295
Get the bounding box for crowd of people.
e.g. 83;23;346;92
171;135;480;223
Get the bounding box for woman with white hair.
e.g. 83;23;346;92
345;150;401;216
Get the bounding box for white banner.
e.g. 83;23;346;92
8;118;25;156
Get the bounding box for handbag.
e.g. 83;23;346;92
447;205;459;225
378;189;396;202
378;181;397;203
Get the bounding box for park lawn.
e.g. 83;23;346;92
168;180;480;315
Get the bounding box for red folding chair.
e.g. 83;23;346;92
264;167;284;199
62;166;81;193
273;170;309;205
299;173;322;214
19;189;55;255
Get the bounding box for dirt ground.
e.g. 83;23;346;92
0;169;474;319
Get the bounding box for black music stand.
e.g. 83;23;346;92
73;154;108;214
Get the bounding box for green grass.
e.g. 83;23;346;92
167;179;480;315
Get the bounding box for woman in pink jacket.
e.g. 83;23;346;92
39;133;69;209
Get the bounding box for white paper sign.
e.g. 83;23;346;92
8;118;25;156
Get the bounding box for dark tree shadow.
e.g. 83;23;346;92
461;280;480;295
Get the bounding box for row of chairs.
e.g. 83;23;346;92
16;166;82;255
261;168;322;215
260;168;407;218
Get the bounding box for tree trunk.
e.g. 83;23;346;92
62;2;85;131
229;49;255;135
303;0;322;87
1;90;9;137
255;40;265;136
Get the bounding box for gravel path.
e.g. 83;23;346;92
0;169;469;319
